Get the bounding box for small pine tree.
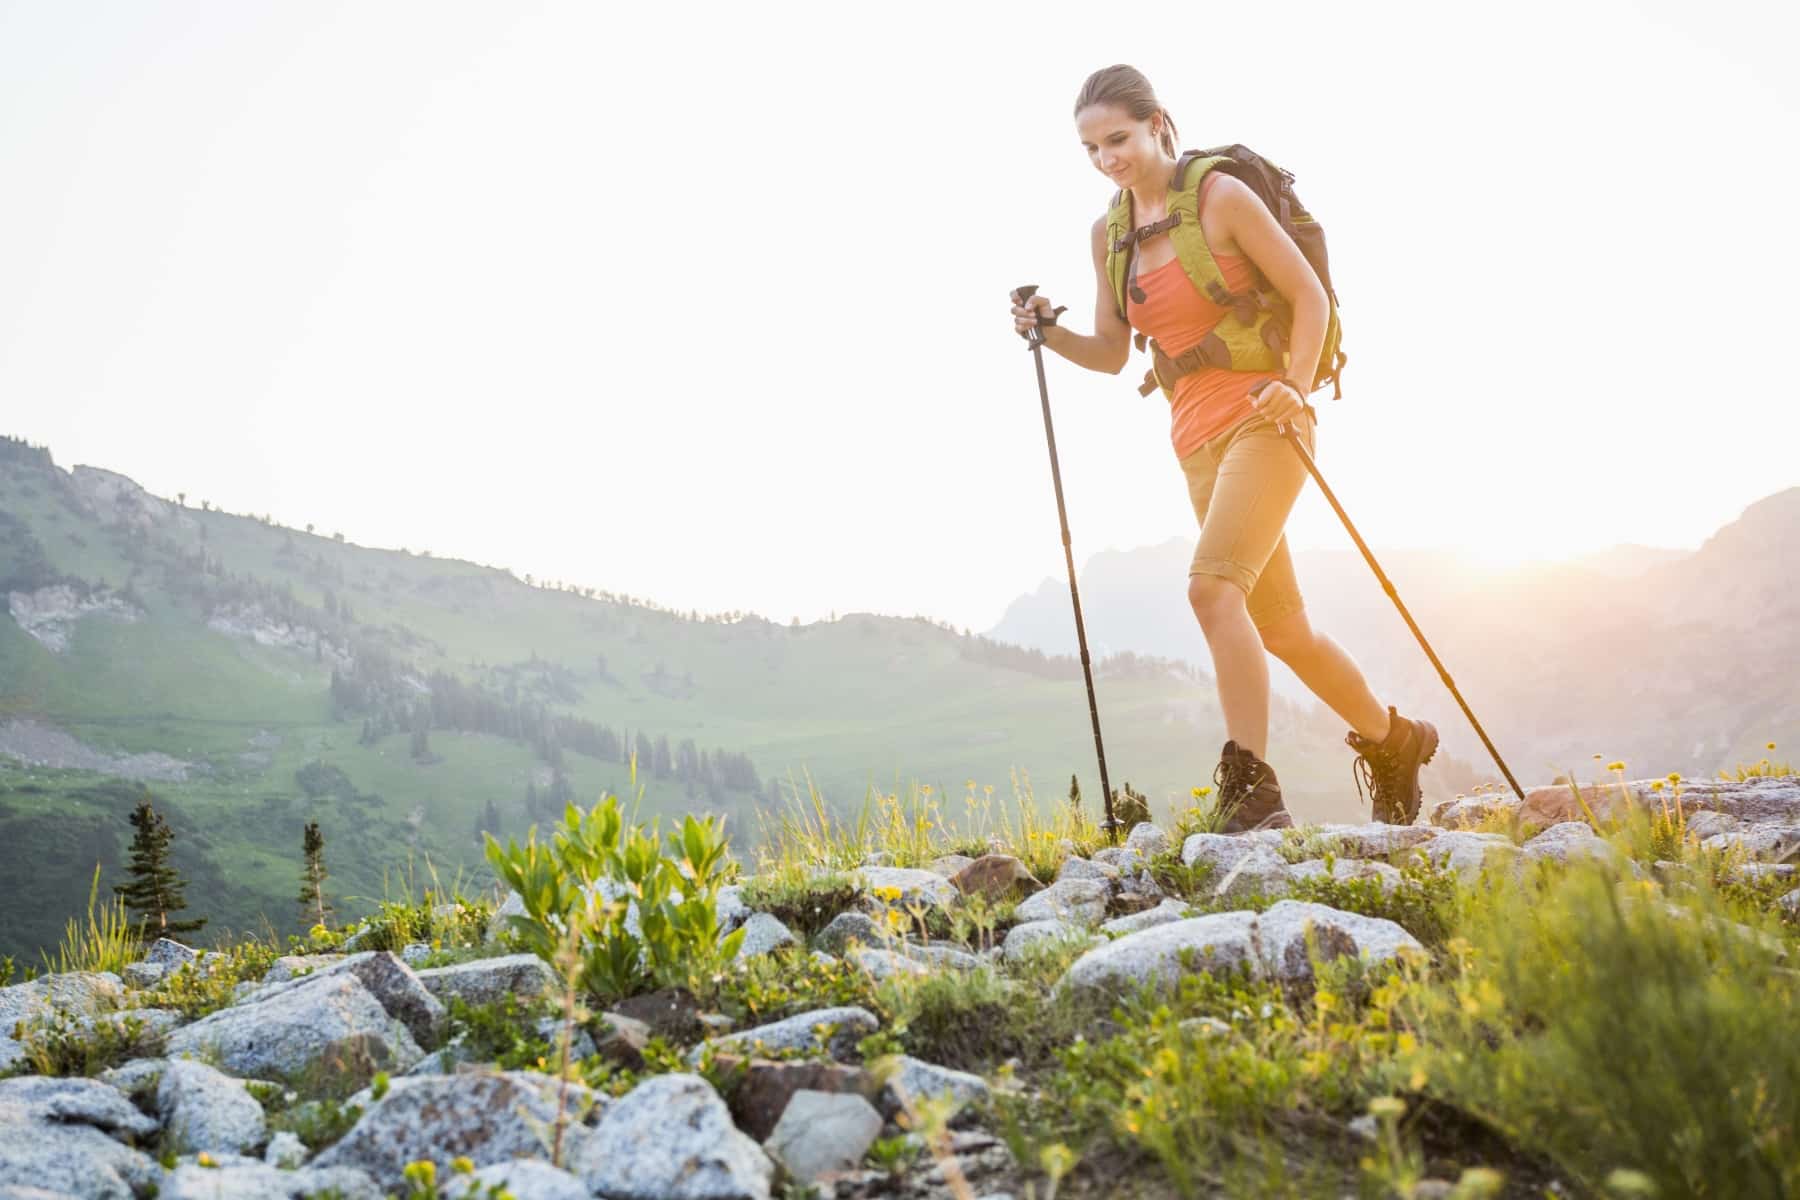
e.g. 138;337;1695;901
1068;773;1082;810
298;821;332;929
113;796;205;939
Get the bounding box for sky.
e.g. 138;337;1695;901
3;0;1796;633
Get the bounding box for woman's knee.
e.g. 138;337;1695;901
1187;573;1248;628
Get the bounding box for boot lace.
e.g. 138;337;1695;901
1348;735;1406;823
1213;755;1264;824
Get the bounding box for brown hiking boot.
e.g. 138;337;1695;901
1346;706;1440;825
1214;741;1294;834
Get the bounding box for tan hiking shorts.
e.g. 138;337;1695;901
1177;403;1317;629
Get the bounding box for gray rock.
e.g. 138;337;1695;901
238;952;445;1050
123;961;169;989
1429;794;1520;829
734;913;799;960
1252;900;1424;983
453;1160;591;1200
259;954;343;986
764;1089;884;1183
156;1059;266;1157
1682;810;1744;840
99;1056;169;1102
400;943;433;965
0;1077;162;1200
1053;857;1119;885
1057;912;1260;1000
1057;902;1423;997
166;972;423;1088
1091;846;1148;872
855;868;958;909
1288;858;1403;892
1305;823;1438;858
415;953;558;1010
815;912;883;956
690;1006;879;1066
263;1130;307;1168
155;1162;382;1199
999;920;1094;962
717;885;752;933
1779;888;1800;918
877;1056;990;1123
1520;822;1618;865
1703;826;1800;862
1414;830;1517;878
928;855;976;878
0;971;126;1033
401;1033;480;1076
313;1069;599;1190
1179;835;1291;899
847;948;931;982
1124;822;1171;857
532;1017;597;1061
571;1073;773;1200
1013;878;1109;927
898;942;982;972
144;938;200;970
1100;899;1190;936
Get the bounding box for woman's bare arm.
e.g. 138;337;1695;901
1010;217;1132;375
1212;174;1329;397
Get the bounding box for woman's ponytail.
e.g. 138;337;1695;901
1074;65;1178;158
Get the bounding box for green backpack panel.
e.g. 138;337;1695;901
1105;145;1346;402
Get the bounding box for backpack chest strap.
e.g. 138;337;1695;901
1113;212;1183;305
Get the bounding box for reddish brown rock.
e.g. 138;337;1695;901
708;1053;876;1141
591;1011;652;1070
948;855;1044;902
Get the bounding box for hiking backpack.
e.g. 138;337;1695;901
1104;144;1347;402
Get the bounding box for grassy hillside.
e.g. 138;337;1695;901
0;435;1479;962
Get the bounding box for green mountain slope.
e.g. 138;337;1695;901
0;435;1478;961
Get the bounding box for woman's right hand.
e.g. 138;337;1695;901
1010;289;1055;337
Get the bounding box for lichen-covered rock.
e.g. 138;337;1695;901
1125;822;1172;857
1057;912;1260;1000
1012;878;1109;926
453;1160;590;1200
312;1070;599;1191
1288;858;1403;892
763;1089;883;1184
928;854;975;878
0;1076;161;1200
239;952;445;1050
846;947;931;982
569;1073;773;1200
1413;831;1517;878
877;1056;990;1124
1702;826;1800;862
1304;823;1437;858
1091;846;1148;872
1053;857;1119;886
415;953;558;1010
165;972;423;1089
1253;900;1424;983
155;1161;383;1199
1179;835;1291;900
1520;822;1618;865
1000;920;1095;961
734;913;799;960
815;912;882;956
1100;899;1190;935
156;1059;266;1157
854;867;958;910
689;1006;879;1066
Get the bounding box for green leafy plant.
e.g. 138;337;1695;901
484;793;745;1002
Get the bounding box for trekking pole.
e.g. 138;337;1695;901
1276;416;1527;802
1014;284;1120;842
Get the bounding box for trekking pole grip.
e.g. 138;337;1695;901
1012;283;1066;348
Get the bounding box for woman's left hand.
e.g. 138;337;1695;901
1250;379;1306;434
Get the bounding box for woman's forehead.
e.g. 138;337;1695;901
1075;104;1133;140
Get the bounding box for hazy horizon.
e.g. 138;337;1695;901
5;0;1795;634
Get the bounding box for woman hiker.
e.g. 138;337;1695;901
1008;64;1438;833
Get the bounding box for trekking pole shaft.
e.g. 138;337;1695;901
1282;428;1527;802
1028;334;1119;841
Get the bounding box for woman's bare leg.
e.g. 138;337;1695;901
1189;575;1273;759
1256;606;1390;743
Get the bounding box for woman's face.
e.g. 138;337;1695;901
1076;103;1160;188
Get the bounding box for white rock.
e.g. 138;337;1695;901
1520;822;1618;865
847;947;932;982
1124;822;1171;857
415;953;558;1009
1000;920;1097;962
1703;826;1800;862
0;1077;161;1199
877;1056;991;1123
263;1130;307;1168
155;1162;382;1199
1054;857;1119;885
572;1073;773;1200
1414;831;1517;878
1305;823;1437;858
734;913;799;960
1179;835;1291;900
764;1089;884;1183
855;868;958;909
1013;878;1109;926
1253;900;1424;982
156;1059;266;1157
166;972;423;1086
1288;858;1403;893
1057;913;1260;1000
1100;899;1191;936
453;1160;591;1200
690;1006;879;1065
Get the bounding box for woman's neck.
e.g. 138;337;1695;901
1128;157;1178;217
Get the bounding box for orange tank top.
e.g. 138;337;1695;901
1124;175;1282;460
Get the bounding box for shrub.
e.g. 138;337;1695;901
1402;860;1800;1198
485;794;744;1002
